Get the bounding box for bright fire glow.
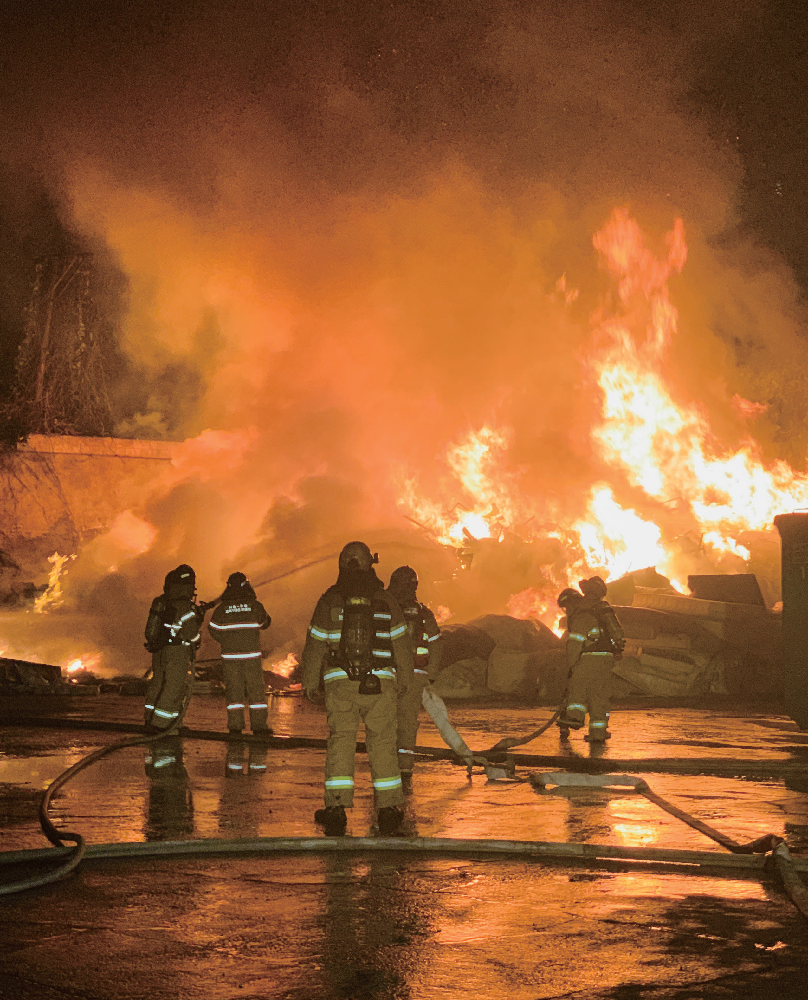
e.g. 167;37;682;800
34;553;77;614
397;207;808;618
398;425;521;545
268;652;298;678
65;655;101;675
507;590;564;636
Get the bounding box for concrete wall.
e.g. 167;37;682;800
0;434;177;583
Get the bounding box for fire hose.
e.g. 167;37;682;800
0;687;196;896
3;714;808;923
476;651;583;756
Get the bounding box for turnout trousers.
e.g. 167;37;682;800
145;645;194;730
396;669;430;773
323;676;403;810
222;658;269;732
565;651;614;737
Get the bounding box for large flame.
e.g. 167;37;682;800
398;208;808;623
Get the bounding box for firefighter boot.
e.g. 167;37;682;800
377;806;404;836
314;805;347;836
557;709;585;731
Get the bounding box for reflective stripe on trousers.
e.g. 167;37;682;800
223;659;268;733
323;676;403;809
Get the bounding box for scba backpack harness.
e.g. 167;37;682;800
331;594;394;695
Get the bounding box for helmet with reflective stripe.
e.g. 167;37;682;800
557;587;583;609
164;563;196;600
164;564;196;592
227;571;249;589
338;541;377;572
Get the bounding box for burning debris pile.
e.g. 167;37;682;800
427;570;782;704
397;211;803;641
0;210;805;701
0;656;102;696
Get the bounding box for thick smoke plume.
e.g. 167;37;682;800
2;1;807;673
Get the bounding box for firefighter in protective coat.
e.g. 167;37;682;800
302;541;414;836
556;576;625;742
386;566;442;783
144;565;203;732
208;572;272;735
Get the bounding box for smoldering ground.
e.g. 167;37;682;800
2;1;808;673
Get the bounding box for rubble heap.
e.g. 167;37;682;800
429;573;782;704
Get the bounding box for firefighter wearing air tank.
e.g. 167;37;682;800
208;572;272;735
557;576;625;742
302;541;414;837
386;565;442;780
143;565;203;732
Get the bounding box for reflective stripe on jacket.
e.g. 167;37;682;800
394;598;442;675
302;586;414;692
209;598;270;658
145;595;201;649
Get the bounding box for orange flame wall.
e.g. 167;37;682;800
6;3;808;663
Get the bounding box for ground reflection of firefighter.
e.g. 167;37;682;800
143;736;194;841
313;853;431;998
302;541;414;837
386;565;443;787
217;737;269;839
556;577;625;743
143;565;204;732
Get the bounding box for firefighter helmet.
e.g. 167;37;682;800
557;587;583;609
164;564;196;592
227;571;249;589
164;564;196;599
389;565;418;591
338;541;378;572
579;576;608;599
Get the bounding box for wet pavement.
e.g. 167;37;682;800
2;694;808;998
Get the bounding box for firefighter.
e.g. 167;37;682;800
143;564;203;732
386;565;443;785
556;576;625;742
208;572;272;735
302;541;414;836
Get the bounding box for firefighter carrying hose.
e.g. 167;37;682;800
556;576;625;742
208;572;272;735
143;564;203;732
386;565;443;787
302;541;414;836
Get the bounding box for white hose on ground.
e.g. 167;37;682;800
3;717;806;924
421;686;487;768
3;835;808;873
